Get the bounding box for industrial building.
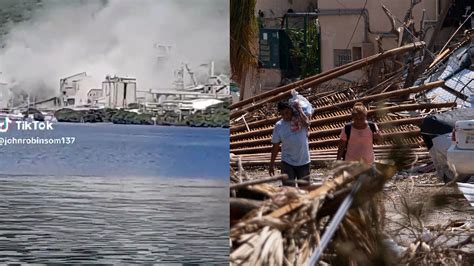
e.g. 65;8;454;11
0;80;9;109
60;72;98;107
99;76;137;109
59;73;137;109
0;59;230;118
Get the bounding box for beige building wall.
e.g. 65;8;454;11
256;0;318;28
0;83;9;109
318;0;439;81
241;0;318;99
240;0;443;99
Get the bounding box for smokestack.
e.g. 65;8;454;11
211;61;215;77
0;0;229;97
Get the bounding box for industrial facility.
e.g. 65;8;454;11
0;61;231;122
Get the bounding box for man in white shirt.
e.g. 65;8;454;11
269;100;311;186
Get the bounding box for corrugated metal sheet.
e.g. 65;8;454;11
438;45;471;81
425;69;474;107
423;43;474;107
445;69;474;91
457;182;474;207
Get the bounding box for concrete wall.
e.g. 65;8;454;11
0;83;9;109
239;0;444;99
60;73;92;106
318;0;439;81
241;0;317;99
256;0;317;28
102;80;137;108
73;77;97;106
87;89;103;104
256;0;317;15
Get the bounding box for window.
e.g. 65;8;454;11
334;49;351;67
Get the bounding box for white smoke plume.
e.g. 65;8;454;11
0;0;229;100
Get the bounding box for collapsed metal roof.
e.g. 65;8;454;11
422;43;474;107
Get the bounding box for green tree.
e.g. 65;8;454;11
287;19;320;78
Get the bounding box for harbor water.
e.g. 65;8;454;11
0;123;229;264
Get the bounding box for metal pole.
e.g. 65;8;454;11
306;168;374;265
439;12;473;53
230;42;425;117
304;14;308;74
230;174;288;190
452;78;473;105
317;20;321;74
286;16;290;73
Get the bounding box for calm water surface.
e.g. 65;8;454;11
0;123;229;264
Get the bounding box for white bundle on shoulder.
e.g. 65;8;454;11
289;89;314;116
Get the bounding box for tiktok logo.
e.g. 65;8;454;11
0;117;11;133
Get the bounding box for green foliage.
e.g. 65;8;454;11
55;108;85;123
127;103;144;109
104;108;118;122
111;110;153;125
287;20;320;78
54;106;229;128
185;107;229;128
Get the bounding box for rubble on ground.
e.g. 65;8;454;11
229;28;474;265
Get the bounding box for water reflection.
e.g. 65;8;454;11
0;176;228;264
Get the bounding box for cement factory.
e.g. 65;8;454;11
0;48;232;123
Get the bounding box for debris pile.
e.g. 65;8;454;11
229;26;473;265
230;162;397;265
230;42;459;168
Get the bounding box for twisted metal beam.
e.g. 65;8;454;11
231;81;445;134
230;42;425;119
230;102;455;141
230;117;423;149
231;130;422;154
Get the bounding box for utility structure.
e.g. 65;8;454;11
59;72;88;107
102;75;137;109
173;63;198;90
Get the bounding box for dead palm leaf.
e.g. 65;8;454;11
230;0;258;86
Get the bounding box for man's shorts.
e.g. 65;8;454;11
281;161;310;186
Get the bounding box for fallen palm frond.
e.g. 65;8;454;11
230;0;257;87
230;162;398;265
230;174;288;190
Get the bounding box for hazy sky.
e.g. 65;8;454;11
0;0;229;98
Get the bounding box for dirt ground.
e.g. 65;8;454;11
241;165;474;258
382;171;473;254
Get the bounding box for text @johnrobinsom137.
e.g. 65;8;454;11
0;136;76;146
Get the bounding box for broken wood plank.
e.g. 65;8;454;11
230;174;288;190
268;163;397;219
268;163;371;218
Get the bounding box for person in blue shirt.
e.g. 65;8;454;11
269;100;311;186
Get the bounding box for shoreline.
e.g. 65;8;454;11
52;107;229;129
53;120;229;129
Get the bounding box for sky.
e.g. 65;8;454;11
0;0;229;99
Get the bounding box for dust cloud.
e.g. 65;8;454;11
0;0;229;100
